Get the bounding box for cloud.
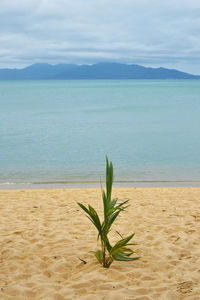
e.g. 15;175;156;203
0;0;200;73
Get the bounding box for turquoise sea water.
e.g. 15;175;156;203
0;79;200;188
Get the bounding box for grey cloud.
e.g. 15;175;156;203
0;0;200;73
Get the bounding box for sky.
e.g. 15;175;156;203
0;0;200;74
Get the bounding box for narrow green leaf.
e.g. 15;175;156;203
78;202;102;235
109;198;118;209
77;202;90;214
102;189;107;221
88;205;102;234
104;237;112;252
121;247;134;256
110;233;135;254
113;252;140;261
115;230;123;239
115;199;130;210
107;210;121;229
106;156;113;203
90;250;103;264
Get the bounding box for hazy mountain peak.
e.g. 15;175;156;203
0;63;199;80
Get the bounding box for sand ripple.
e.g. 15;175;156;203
0;188;200;299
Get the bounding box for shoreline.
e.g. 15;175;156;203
1;180;200;190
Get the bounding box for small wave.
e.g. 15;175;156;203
0;182;31;185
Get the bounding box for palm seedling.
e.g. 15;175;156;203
77;157;140;268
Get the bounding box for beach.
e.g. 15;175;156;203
0;187;200;299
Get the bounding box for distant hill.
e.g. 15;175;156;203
0;63;199;80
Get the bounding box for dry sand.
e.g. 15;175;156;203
0;187;200;300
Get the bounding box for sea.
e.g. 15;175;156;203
1;79;200;189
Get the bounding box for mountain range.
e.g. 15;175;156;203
0;63;199;80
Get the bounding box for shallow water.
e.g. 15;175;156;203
1;79;200;187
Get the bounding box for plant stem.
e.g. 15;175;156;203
102;241;106;267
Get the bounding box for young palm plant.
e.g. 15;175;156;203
77;157;140;268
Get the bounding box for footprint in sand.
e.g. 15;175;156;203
177;281;193;294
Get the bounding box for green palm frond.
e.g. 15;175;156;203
77;157;140;268
77;202;102;235
110;233;135;254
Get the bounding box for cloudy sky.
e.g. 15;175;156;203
0;0;200;74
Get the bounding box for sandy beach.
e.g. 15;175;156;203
0;187;200;299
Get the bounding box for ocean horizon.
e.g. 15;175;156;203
1;79;200;189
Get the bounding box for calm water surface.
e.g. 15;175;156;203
0;79;200;187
